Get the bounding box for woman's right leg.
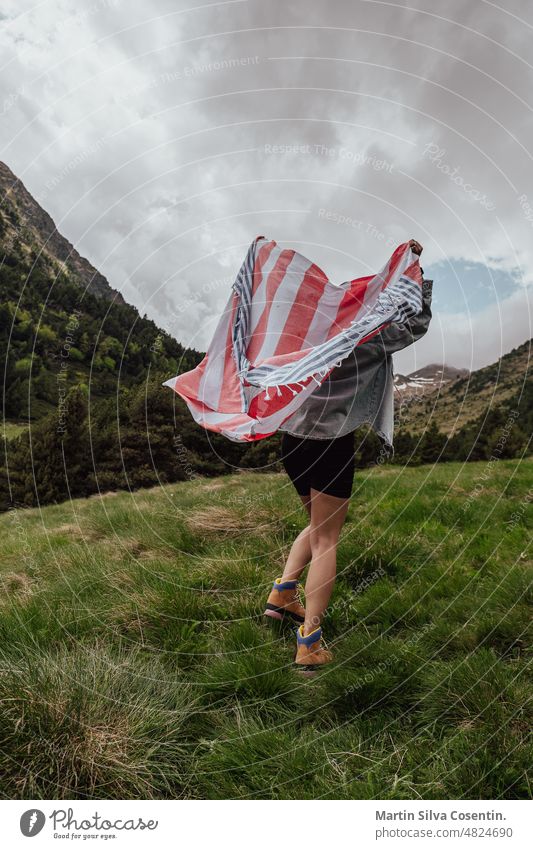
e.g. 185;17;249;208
303;489;350;634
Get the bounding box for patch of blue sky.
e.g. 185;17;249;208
422;258;521;314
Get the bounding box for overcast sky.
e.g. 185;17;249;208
1;0;532;372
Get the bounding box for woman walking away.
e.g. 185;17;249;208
264;239;433;674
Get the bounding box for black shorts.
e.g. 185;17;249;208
280;431;355;499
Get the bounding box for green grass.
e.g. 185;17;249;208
2;420;27;441
0;460;531;800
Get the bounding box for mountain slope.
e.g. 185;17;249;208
0;160;124;304
0;161;202;422
396;340;532;436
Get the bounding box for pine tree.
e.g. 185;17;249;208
419;421;447;464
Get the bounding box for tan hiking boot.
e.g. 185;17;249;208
294;625;333;675
264;578;305;624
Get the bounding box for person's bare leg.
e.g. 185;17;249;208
280;494;312;582
304;489;350;634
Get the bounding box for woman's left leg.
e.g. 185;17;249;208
277;435;313;582
279;494;311;581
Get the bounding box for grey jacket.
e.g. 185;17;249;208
278;277;434;448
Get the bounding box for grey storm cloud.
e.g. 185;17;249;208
1;0;532;371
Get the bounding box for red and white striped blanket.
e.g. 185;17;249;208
163;237;423;442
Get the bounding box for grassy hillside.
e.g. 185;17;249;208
1;460;531;800
398;339;531;436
